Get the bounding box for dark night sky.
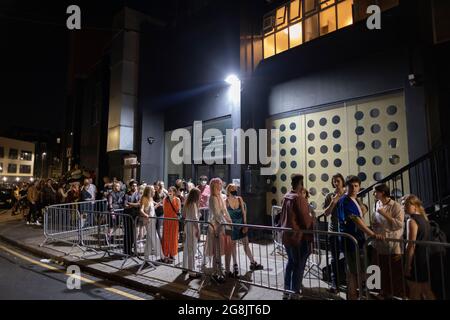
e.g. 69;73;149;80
0;0;239;136
0;1;71;134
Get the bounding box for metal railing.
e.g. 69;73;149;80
40;202;450;300
363;237;450;300
358;145;449;224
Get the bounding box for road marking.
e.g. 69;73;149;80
0;244;146;300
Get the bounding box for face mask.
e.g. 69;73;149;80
201;181;207;186
230;191;238;197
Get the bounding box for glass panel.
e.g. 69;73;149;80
8;164;17;174
276;29;289;54
289;22;303;48
264;34;275;58
275;6;288;29
320;0;335;9
20;165;31;174
320;6;337;35
304;14;319;42
290;0;302;21
338;0;354;29
304;0;317;13
9;148;18;160
20;150;32;161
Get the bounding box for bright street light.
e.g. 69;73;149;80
225;74;240;86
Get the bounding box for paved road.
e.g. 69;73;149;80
0;240;155;300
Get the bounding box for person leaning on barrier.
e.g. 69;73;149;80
279;174;314;300
123;180;141;255
402;194;436;300
323;173;346;294
182;187;202;279
337;175;385;300
205;178;232;283
141;185;164;261
106;182;125;240
225;184;263;277
372;183;405;299
162;186;181;263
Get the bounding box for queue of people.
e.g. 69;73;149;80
279;172;439;300
6;167;443;300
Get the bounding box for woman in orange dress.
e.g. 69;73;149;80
162;186;181;263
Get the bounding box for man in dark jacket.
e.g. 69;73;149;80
279;174;314;299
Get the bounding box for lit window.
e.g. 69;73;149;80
304;0;317;14
338;0;354;29
289;22;303;48
321;0;335;9
20;150;32;161
275;6;288;29
276;29;289;54
264;33;275;58
0;162;3;173
304;14;319;42
290;0;302;21
320;6;337;35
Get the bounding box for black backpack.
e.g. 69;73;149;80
429;220;448;256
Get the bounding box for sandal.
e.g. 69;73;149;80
250;261;264;271
233;264;239;277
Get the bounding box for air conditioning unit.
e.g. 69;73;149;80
263;15;275;33
124;157;138;166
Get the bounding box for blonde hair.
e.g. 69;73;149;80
141;185;155;206
402;194;428;221
209;178;223;196
225;183;237;196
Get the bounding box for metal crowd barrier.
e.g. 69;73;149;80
41;202;450;300
41;200;106;250
363;237;450;300
216;222;363;300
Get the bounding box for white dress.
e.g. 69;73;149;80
143;201;164;260
183;204;199;271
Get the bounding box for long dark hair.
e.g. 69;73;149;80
185;187;200;209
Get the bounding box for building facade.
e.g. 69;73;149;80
68;0;450;225
0;137;35;183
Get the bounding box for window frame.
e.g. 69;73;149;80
8;163;17;174
19;165;32;174
262;0;358;60
9;148;18;160
20;150;33;161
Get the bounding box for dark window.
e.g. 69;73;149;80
20;150;32;161
8;164;17;173
20;165;31;174
9;148;18;160
0;146;4;158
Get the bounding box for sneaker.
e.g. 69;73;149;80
26;222;30;225
282;292;291;300
35;221;41;226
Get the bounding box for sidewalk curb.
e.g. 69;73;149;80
0;233;215;301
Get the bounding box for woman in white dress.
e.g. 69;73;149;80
140;186;164;261
205;178;232;282
182;187;201;278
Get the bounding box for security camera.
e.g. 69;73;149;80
147;137;156;145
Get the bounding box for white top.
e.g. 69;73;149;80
142;201;155;218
